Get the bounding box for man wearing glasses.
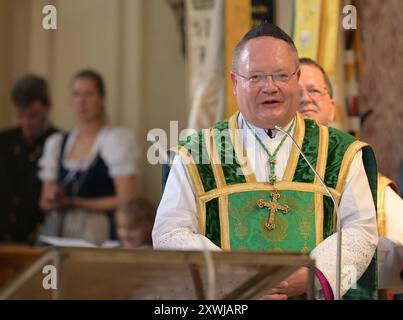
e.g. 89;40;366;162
298;58;403;298
153;24;378;300
298;58;336;127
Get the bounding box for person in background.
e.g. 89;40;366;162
298;57;403;297
298;58;336;126
115;197;155;249
0;75;58;244
38;69;138;245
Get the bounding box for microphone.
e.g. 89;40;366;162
275;125;342;300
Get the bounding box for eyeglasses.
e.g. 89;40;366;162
236;68;299;88
301;87;329;99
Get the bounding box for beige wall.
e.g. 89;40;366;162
0;0;32;128
142;0;187;202
0;0;10;128
0;0;187;204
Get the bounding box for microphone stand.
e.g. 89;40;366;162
275;125;342;300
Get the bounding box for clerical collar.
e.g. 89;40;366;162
239;113;296;140
265;128;275;139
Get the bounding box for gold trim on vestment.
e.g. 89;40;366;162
282;112;306;181
333;140;368;232
314;125;329;244
173;145;205;196
173;145;206;234
315;125;329;182
219;195;231;250
228;112;257;183
174;117;340;246
204;129;226;189
198;200;207;236
199;181;341;203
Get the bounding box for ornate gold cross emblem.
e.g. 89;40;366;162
257;190;290;231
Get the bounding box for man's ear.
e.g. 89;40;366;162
230;72;238;96
296;67;301;80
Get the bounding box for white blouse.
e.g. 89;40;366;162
38;126;139;181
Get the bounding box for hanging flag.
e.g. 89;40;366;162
318;0;340;77
293;0;322;60
328;20;349;132
186;0;225;130
317;0;349;131
251;0;275;26
224;0;251;118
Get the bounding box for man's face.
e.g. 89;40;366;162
15;100;49;139
298;64;336;125
231;36;301;128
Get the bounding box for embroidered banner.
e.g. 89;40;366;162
251;0;275;26
293;0;322;59
186;0;225;130
224;0;251;118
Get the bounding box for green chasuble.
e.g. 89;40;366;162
167;112;378;299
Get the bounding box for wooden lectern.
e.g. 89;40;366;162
0;247;315;300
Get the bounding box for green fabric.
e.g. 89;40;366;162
344;145;378;300
177;120;246;191
166;116;379;300
245;118;296;184
228;190;316;253
324;127;356;189
317;126;355;239
293;119;319;184
205;198;221;247
322;196;335;239
179;130;217;192
213;121;246;185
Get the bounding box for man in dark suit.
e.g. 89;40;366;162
0;75;58;244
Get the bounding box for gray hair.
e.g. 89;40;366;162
299;57;334;98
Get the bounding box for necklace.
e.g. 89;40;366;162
245;118;296;231
245;118;296;185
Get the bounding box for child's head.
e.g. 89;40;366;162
115;197;155;248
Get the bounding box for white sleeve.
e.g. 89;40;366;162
310;150;378;297
152;154;222;251
38;132;64;182
101;127;139;177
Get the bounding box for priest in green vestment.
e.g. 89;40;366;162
153;24;379;300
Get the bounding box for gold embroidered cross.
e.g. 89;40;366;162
257;190;290;231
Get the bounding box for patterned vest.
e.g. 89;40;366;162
170;112;378;299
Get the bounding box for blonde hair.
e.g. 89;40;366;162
116;197;155;225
